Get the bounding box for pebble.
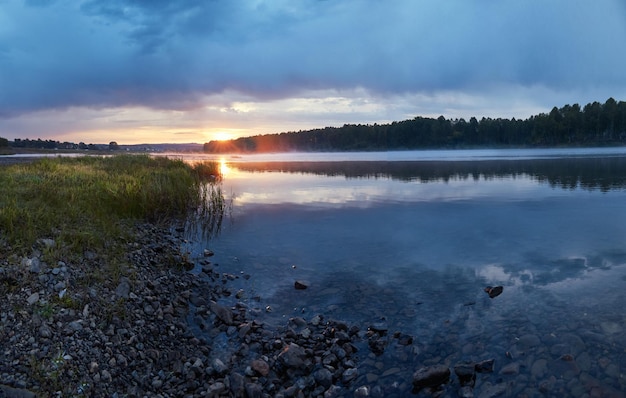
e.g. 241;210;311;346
26;293;39;305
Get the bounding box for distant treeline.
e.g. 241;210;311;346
3;138;120;151
11;138;104;150
204;98;626;153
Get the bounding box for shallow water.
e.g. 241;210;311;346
187;149;626;396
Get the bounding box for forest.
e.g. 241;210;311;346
203;98;626;153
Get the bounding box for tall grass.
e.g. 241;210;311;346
0;155;224;257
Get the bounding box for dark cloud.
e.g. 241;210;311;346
1;0;626;141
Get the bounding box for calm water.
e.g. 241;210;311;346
185;149;626;396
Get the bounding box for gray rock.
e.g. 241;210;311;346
475;359;495;373
27;258;41;273
245;383;263;398
314;368;333;389
212;358;228;375
206;381;226;397
531;358;547;378
39;324;52;338
115;277;131;299
412;365;450;390
68;320;83;331
342;367;358;384
517;334;541;348
279;343;307;369
209;301;233;325
353;385;370;397
454;363;476;387
499;362;519;375
26;292;39;306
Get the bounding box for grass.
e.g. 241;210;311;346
0;154;224;259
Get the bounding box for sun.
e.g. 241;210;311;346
213;131;234;141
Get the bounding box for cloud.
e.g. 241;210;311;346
1;0;626;142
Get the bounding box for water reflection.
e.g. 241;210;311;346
232;156;626;191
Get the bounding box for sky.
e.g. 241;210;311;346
1;0;626;145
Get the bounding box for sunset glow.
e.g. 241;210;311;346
213;132;235;142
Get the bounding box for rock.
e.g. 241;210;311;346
531;358;548;378
517;333;541;348
475;359;495;373
484;286;503;298
294;280;308;290
314;368;333;389
368;322;388;334
342;368;359;384
68;320;83;332
26;292;39;305
203;249;214;257
209;301;233;325
245;383;263;398
353;385;370;397
251;359;270;376
27;258;42;274
454;363;476;387
206;381;226;397
212;358;228;375
115;277;131;299
39;324;52;338
278;343;308;369
412;365;450;390
39;238;56;248
499;362;519;375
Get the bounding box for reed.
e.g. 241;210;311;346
0;155;224;258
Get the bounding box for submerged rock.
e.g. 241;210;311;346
412;364;450;391
294;280;308;290
484;285;503;298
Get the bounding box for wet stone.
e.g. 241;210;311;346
499;362;520;375
454;363;476;387
412;364;450;391
531;358;548;379
475;359;495;373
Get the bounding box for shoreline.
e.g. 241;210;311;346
0;221;482;397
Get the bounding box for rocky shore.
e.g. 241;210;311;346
0;221;484;397
2;222;625;397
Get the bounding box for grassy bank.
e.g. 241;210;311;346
0;155;224;261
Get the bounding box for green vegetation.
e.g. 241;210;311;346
0;155;223;258
204;97;626;153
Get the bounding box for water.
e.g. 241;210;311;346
184;148;626;396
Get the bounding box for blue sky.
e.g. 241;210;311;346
1;0;626;144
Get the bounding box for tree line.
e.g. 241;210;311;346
0;138;120;151
203;98;626;153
